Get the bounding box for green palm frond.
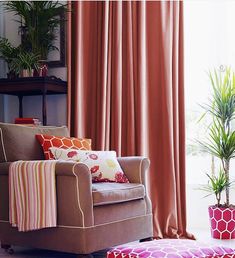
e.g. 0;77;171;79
3;1;66;59
0;38;19;65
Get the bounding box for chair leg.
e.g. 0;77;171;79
140;237;154;242
1;243;11;250
1;242;14;254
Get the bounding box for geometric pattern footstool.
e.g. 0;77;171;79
107;239;235;258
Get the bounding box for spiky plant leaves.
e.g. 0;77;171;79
205;68;235;128
198;168;230;206
10;52;40;74
200;67;235;206
200;118;235;162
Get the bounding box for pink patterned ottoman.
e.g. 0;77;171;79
107;239;235;258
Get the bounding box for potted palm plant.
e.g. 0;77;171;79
3;1;66;60
200;67;235;239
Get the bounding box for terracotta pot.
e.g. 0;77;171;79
208;205;235;239
20;69;34;77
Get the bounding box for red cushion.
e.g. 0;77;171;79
36;134;92;160
107;239;235;258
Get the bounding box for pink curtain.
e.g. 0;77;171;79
67;1;194;239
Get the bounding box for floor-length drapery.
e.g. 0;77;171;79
67;1;146;155
67;1;194;239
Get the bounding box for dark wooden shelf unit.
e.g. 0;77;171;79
0;77;67;125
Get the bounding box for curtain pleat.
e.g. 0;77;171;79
67;1;194;239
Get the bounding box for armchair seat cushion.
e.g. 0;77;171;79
92;183;145;206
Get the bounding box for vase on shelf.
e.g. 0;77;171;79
34;60;48;77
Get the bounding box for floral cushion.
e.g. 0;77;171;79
35;134;91;160
107;239;235;258
49;147;129;183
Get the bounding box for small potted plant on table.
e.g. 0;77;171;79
200;67;235;239
10;51;39;78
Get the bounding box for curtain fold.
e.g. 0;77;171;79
67;1;194;239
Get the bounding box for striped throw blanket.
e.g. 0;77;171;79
9;160;57;232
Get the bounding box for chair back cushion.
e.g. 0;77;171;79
0;123;69;162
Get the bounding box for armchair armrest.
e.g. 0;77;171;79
117;157;150;185
55;161;94;227
0;161;94;228
0;161;91;178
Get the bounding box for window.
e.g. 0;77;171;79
184;1;235;230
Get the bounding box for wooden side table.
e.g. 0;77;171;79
0;77;67;125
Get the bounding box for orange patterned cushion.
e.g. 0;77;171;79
36;134;92;160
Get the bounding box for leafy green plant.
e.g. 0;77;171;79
201;119;235;161
199;169;230;207
0;38;19;69
200;67;235;206
10;51;39;76
3;1;66;60
207;68;235;127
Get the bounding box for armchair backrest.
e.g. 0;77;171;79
0;123;69;163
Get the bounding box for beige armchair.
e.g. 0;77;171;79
0;123;153;255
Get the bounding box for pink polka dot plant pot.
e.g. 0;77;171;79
208;205;235;239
